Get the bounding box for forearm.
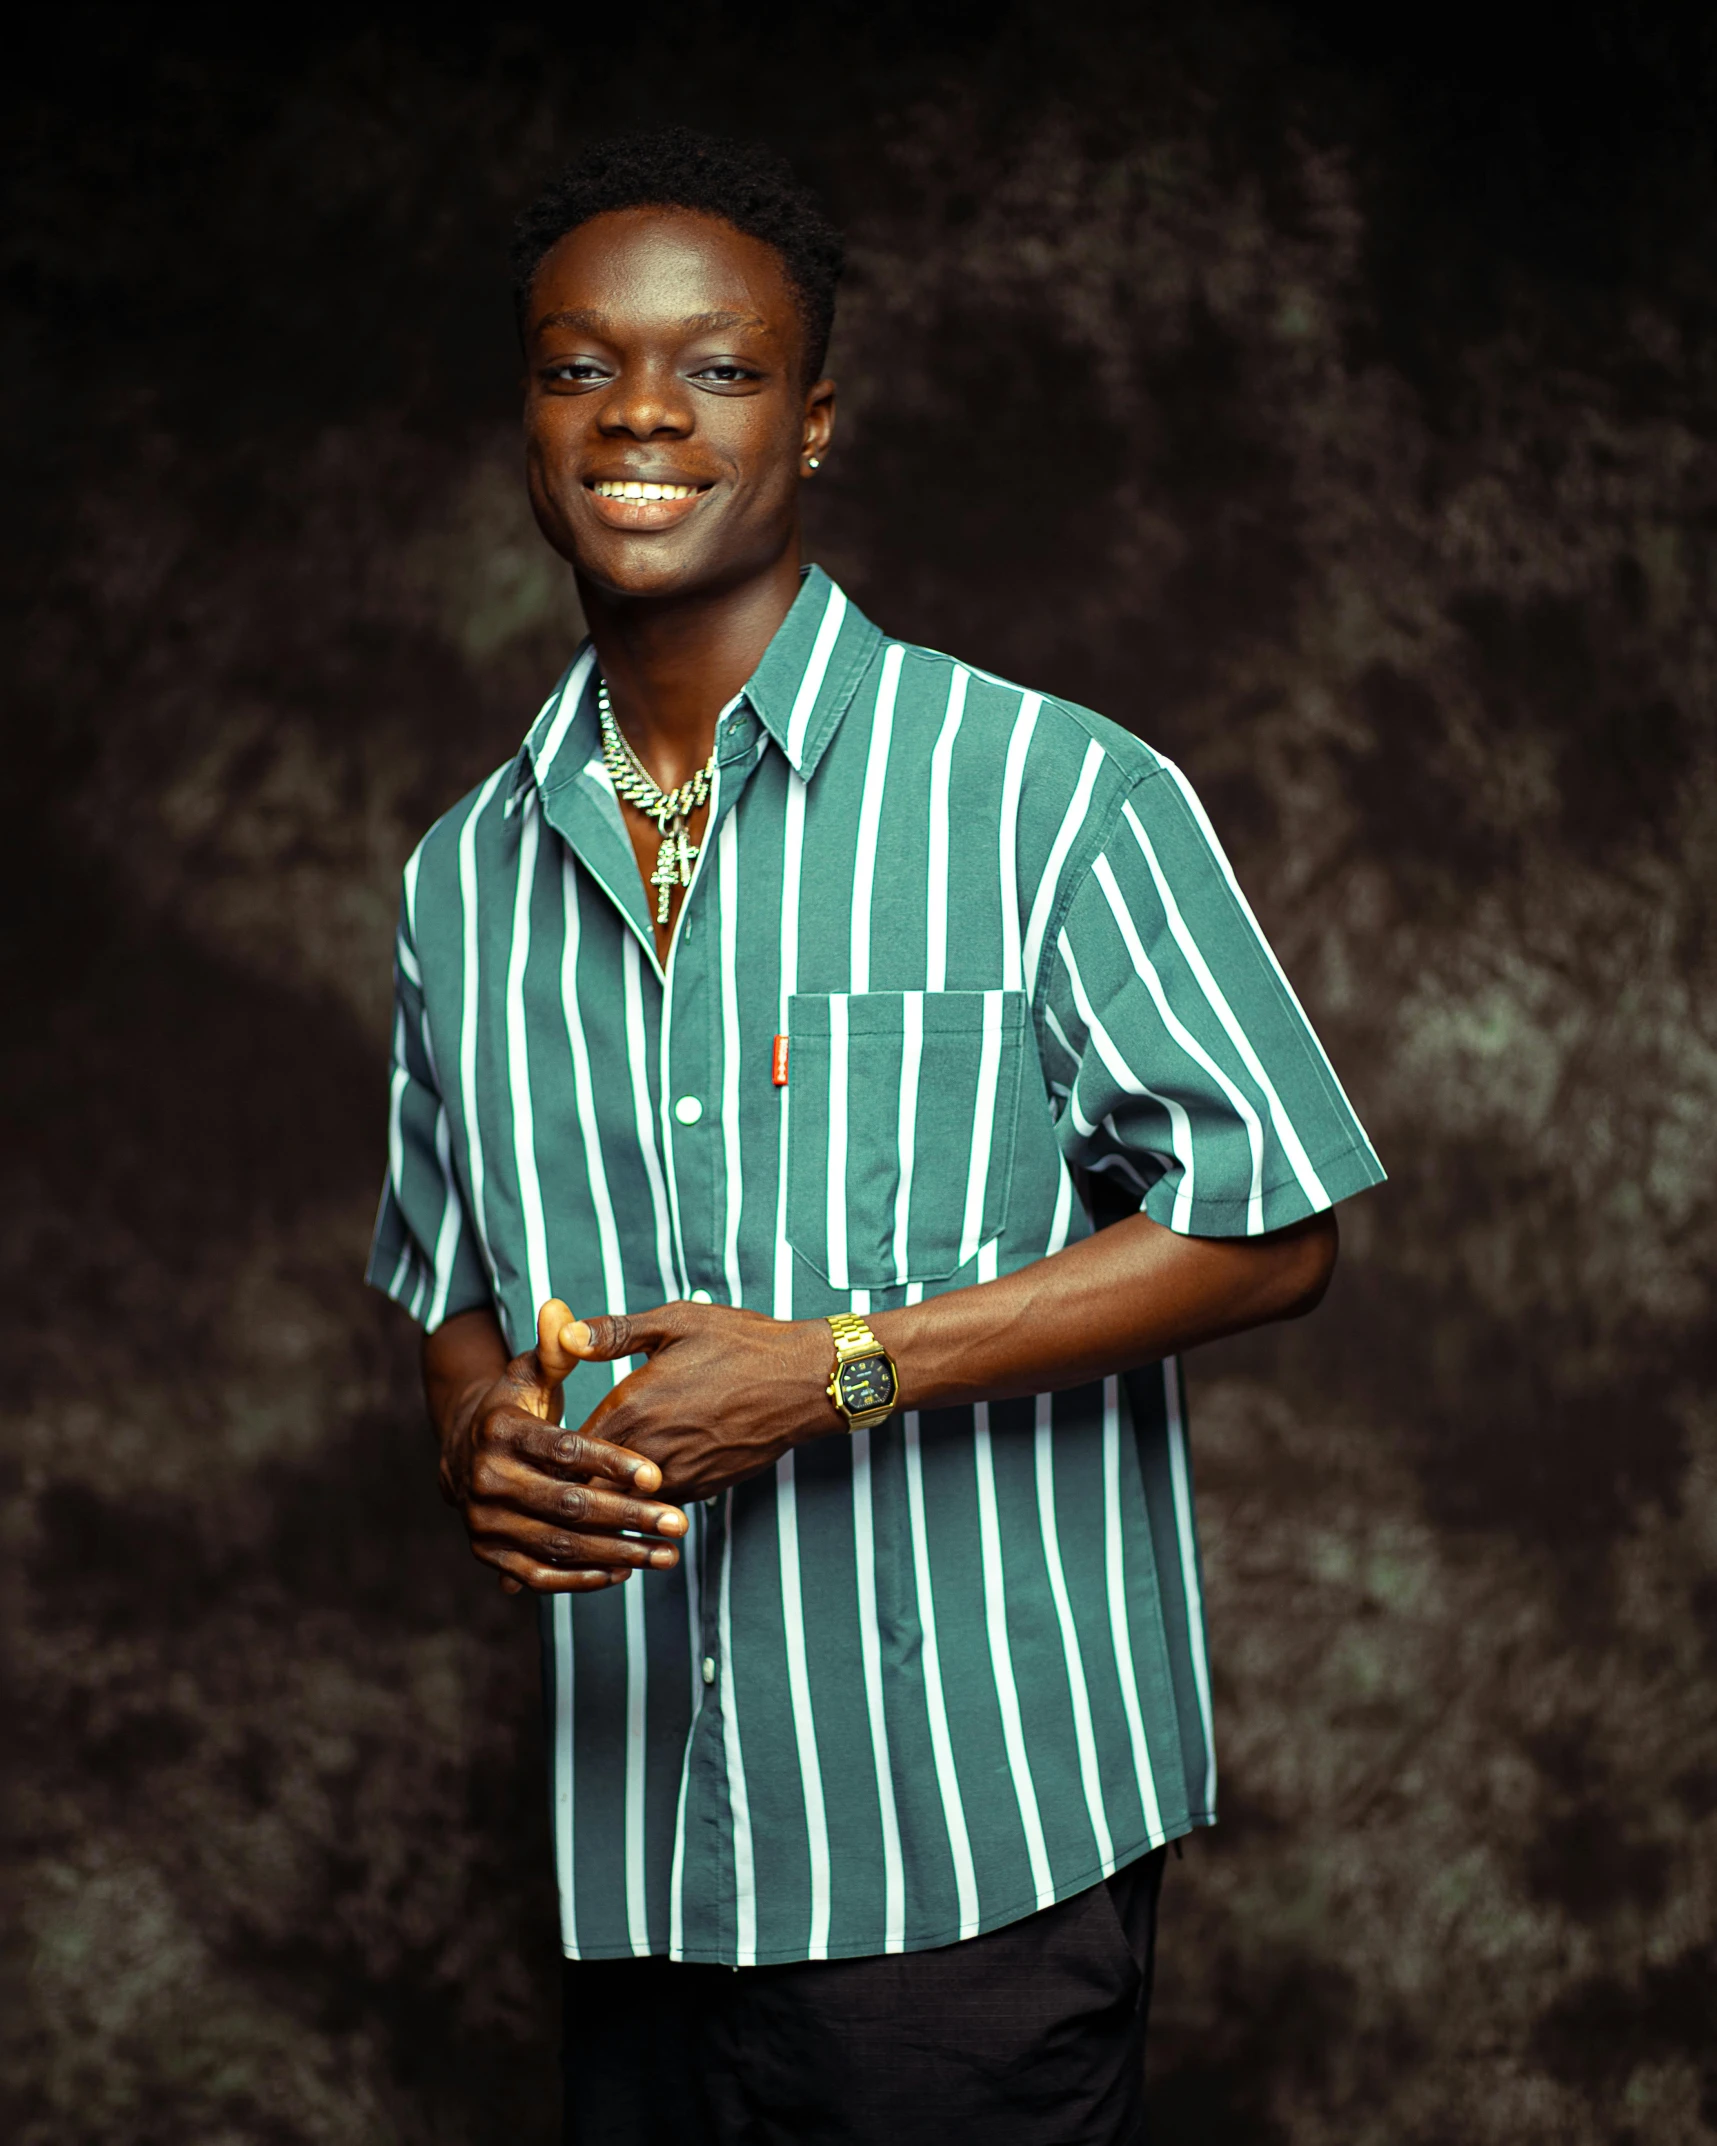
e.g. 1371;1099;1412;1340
534;1210;1337;1502
868;1208;1337;1415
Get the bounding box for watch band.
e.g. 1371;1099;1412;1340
827;1311;884;1363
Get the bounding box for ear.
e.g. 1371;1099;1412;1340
801;376;837;474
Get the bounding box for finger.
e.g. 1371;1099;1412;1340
553;1422;664;1496
479;1414;671;1501
479;1540;632;1594
543;1301;678;1371
519;1472;688;1540
472;1493;686;1562
471;1504;682;1572
500;1574;523;1595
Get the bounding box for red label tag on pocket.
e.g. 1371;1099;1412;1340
771;1034;789;1086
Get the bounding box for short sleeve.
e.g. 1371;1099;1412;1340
365;890;493;1328
1041;761;1385;1236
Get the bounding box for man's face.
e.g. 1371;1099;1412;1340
523;207;833;602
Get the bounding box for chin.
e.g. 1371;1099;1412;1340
572;537;718;602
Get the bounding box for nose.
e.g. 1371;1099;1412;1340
598;361;693;441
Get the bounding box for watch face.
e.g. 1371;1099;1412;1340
836;1353;897;1417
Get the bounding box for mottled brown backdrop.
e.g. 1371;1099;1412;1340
6;6;1715;2141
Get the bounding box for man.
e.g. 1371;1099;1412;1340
369;129;1383;2145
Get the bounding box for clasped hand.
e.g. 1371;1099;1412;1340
444;1297;838;1596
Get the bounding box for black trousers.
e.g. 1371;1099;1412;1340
562;1849;1166;2146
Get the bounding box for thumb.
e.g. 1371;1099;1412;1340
535;1298;597;1388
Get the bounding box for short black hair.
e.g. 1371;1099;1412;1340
511;129;845;380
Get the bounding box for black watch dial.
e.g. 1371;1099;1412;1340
836;1352;897;1416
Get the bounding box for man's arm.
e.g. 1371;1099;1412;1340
545;1206;1338;1508
876;1205;1335;1409
423;1301;690;1595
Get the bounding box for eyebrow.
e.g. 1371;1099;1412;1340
532;306;770;338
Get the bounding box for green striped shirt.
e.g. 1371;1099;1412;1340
368;566;1384;1966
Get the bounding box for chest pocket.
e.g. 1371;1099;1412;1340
785;989;1029;1290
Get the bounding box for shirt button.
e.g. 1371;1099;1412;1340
701;1656;716;1685
689;1289;713;1305
673;1095;703;1125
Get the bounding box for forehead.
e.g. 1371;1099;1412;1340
529;207;799;350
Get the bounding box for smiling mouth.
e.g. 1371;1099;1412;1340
582;477;712;532
589;479;706;501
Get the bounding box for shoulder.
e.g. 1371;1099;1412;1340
400;753;523;941
889;638;1173;796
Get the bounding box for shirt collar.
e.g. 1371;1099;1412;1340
738;565;882;778
508;565;881;811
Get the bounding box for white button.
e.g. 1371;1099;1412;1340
673;1095;703;1124
689;1289;713;1305
701;1656;716;1685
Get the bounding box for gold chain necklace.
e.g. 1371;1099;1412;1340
597;679;716;924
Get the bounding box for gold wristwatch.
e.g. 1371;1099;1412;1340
824;1314;900;1431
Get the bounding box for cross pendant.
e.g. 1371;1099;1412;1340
650;840;680;924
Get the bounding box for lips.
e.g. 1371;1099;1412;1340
583;475;713;532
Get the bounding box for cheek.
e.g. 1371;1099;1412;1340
730;441;806;513
705;400;801;484
525;400;586;472
523;441;581;554
522;443;560;527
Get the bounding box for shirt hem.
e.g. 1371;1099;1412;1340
362;1254;491;1334
558;1813;1217;1966
1145;1140;1386;1237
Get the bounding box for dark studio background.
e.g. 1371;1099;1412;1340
5;4;1715;2139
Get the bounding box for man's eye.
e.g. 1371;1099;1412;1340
545;361;609;384
693;365;758;384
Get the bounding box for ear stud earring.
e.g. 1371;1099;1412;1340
805;456;821;470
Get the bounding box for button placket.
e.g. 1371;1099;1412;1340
659;838;717;1302
673;1498;730;1961
659;770;739;1302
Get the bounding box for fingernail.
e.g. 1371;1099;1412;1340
650;1547;678;1567
560;1319;592;1351
658;1512;688;1535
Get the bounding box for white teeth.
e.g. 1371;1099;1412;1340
593;480;698;500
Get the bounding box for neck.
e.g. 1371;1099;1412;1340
577;542;803;788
